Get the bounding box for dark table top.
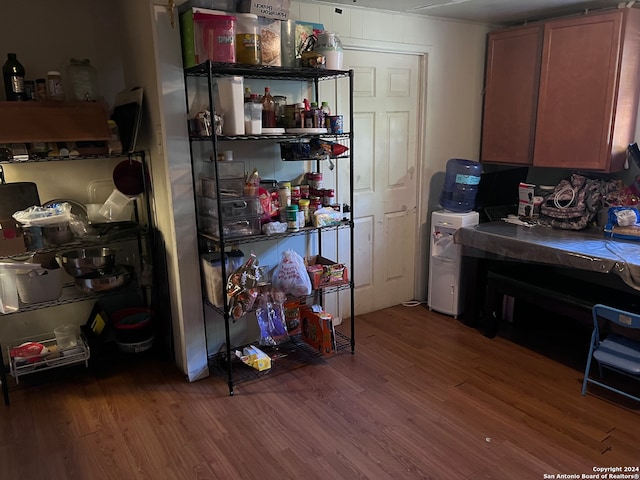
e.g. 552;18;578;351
454;221;640;289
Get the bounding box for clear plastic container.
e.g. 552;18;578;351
194;13;236;63
439;158;482;213
235;13;261;65
65;59;100;101
315;32;343;70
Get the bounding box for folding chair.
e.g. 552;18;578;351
582;304;640;402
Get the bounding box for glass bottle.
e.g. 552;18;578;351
321;101;331;130
3;53;27;101
261;87;276;128
65;58;99;101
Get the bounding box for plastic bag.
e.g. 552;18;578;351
271;249;312;296
256;290;289;346
226;253;260;321
13;203;72;227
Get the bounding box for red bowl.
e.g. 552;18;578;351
112;159;149;196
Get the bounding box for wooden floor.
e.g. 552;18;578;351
1;304;639;479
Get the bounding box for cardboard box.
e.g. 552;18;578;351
283;298;305;335
518;182;536;218
239;0;290;20
300;305;335;355
305;255;348;290
0;220;26;257
295;21;324;58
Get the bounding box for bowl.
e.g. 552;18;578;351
74;264;133;293
42;223;73;245
112;307;154;343
112;159;149;196
59;247;116;277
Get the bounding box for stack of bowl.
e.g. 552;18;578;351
59;247;133;293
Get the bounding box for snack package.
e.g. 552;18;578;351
271;249;312;296
255;291;289;346
226;253;261;321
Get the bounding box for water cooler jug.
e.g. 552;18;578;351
428;210;479;318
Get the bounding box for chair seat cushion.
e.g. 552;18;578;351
594;334;640;374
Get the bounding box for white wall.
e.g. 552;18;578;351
288;1;489;298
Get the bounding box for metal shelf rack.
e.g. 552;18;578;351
184;60;355;395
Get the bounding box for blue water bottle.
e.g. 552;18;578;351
439;158;482;213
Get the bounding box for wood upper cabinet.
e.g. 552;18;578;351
481;8;640;172
481;24;543;165
534;8;640;172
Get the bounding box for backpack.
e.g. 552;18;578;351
539;174;606;230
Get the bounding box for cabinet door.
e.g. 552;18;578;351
481;25;542;165
534;10;640;171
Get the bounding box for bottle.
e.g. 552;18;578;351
35;78;47;100
3;53;27;101
47;71;65;101
244;87;252;102
321;101;331;129
261;87;276;128
24;80;35;101
439;158;482;213
65;58;99;101
305;102;316;128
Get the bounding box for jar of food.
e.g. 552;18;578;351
307;172;323;189
322;188;335;206
298;198;310;225
235;13;261;65
35;78;47;100
65;58;100;101
47;71;65;101
286;204;299;231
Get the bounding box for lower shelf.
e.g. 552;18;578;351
8;332;90;383
210;332;352;387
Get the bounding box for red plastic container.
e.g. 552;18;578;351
194;13;236;64
111;307;154;344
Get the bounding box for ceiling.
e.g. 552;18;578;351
303;0;632;26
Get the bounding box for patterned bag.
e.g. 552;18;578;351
539;174;603;230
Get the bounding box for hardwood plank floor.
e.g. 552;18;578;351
1;304;638;480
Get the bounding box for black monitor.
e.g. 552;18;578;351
475;166;529;222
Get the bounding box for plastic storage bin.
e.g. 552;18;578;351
199;214;261;238
194;13;236;63
202;177;245;198
0;268;19;314
201;252;226;307
217;160;245;179
216;76;245;135
16;268;63;304
198;196;262;218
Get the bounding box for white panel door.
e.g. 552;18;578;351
344;49;423;314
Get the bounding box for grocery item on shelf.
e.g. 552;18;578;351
235;13;261;65
261;87;276;128
2;53;26;101
65;58;100;102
